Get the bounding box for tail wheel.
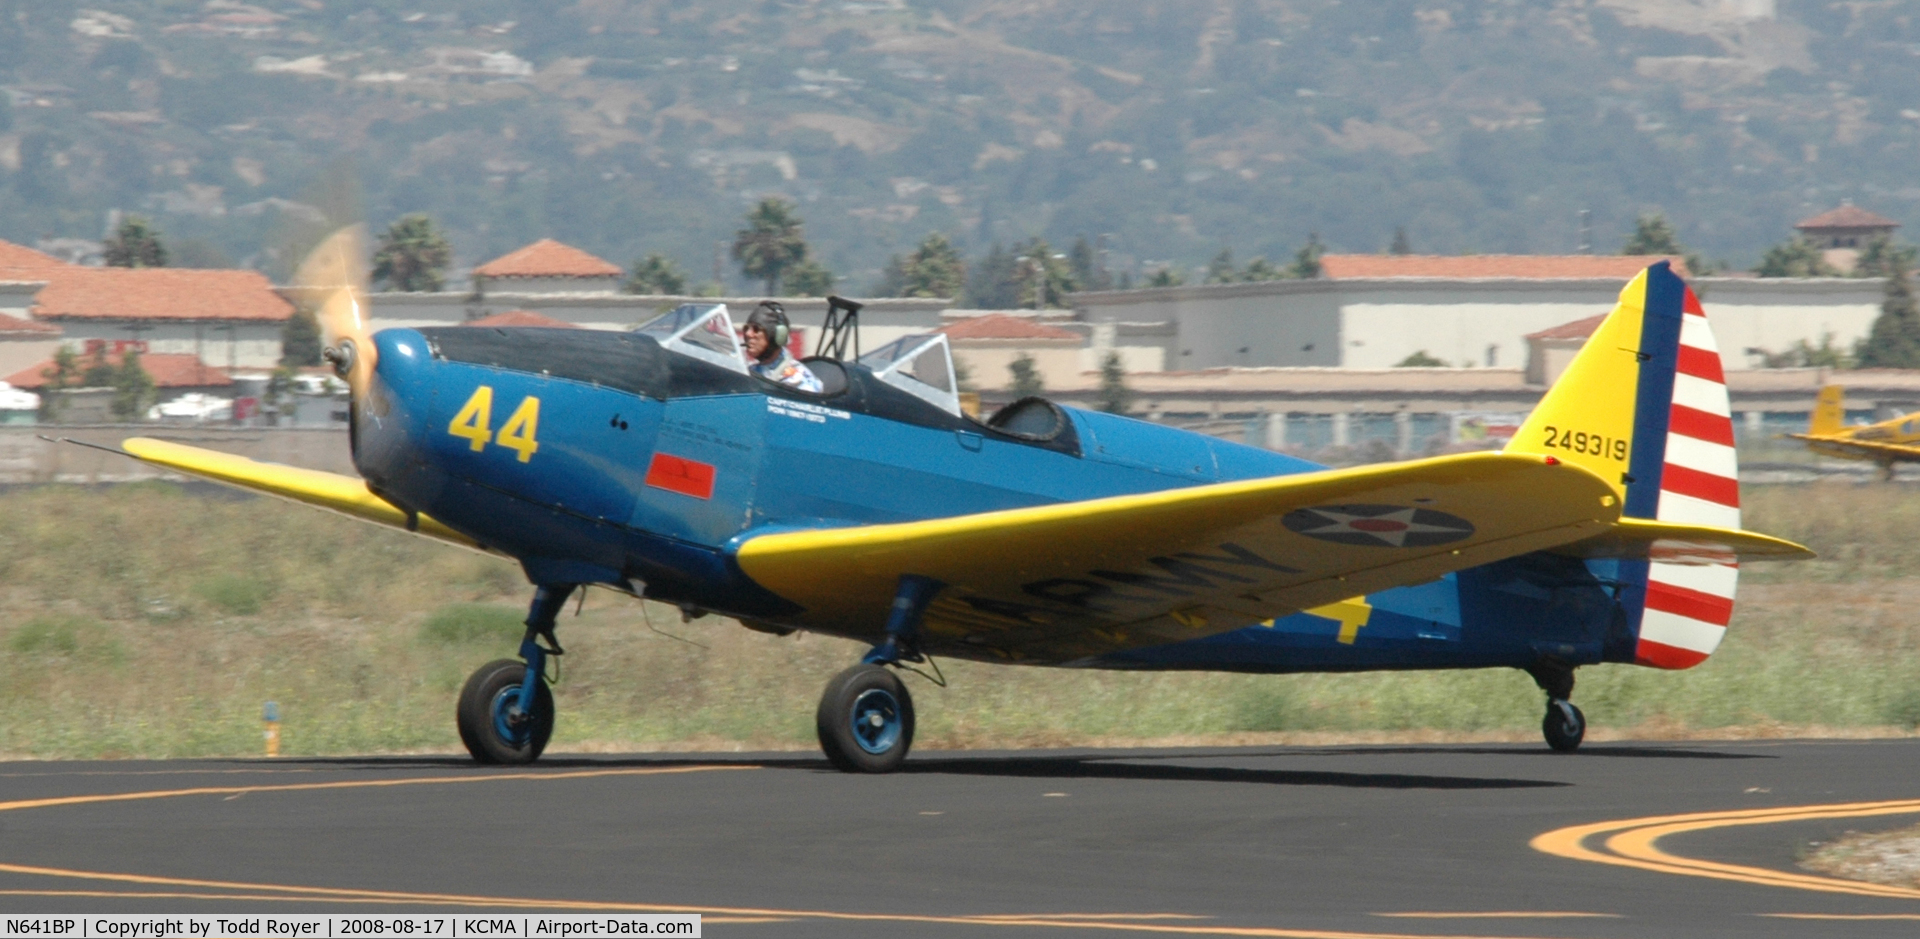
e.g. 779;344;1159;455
816;664;915;773
1543;700;1586;753
457;658;554;764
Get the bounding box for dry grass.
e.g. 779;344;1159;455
1803;821;1920;889
1;480;1918;759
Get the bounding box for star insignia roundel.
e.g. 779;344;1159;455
1281;504;1475;548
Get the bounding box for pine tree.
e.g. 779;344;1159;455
36;346;78;422
887;233;965;298
1012;237;1075;309
625;254;688;295
1623;214;1682;255
1853;235;1918;279
1068;235;1109;291
732;198;810;295
82;347;116;387
1755;237;1841;277
963;243;1020;308
1206;247;1237;284
110;348;156;421
785;260;836;297
371;215;452;292
103;216;168;268
1096;351;1132;413
1858;253;1920;368
1288;233;1325;279
1623;213;1712;276
1008;352;1044;396
281;307;322;367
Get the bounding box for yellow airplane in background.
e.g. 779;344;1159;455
1789;385;1920;479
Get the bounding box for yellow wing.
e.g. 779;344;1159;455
736;451;1624;663
121;437;489;554
1554;518;1813;563
1787;433;1920;463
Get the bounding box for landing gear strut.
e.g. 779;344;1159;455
816;575;940;773
1527;662;1585;753
458;583;574;764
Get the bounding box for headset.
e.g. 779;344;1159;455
747;301;790;353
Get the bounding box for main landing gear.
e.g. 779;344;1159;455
815;575;941;773
458;584;573;764
1527;662;1585;753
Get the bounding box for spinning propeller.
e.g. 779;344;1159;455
297;225;376;399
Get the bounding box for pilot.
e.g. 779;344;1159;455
742;302;823;393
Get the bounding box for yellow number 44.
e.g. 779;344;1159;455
448;386;494;451
496;395;540;463
447;386;540;463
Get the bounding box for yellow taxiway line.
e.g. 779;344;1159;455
0;765;1595;939
1532;798;1920;900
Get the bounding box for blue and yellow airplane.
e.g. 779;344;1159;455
1788;385;1920;480
118;230;1809;771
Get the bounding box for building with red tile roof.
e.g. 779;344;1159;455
0;239;71;274
463;309;580;329
938;313;1087;390
24;267;293;371
0;312;60;338
31;267;291;323
938;312;1081;341
1320;255;1688;279
470;239;624;294
1796;204;1898;237
1524;314;1609;385
6;350;232;390
1794;204;1900;273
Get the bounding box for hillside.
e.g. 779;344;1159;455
2;1;1915;289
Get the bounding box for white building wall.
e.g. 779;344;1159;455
1078;276;1888;374
55;321;285;369
1075;282;1341;369
1695;278;1882;369
1338;298;1614;368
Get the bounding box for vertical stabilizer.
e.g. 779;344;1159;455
1809;385;1845;436
1507;262;1738;670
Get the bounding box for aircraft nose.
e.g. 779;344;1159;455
351;328;437;486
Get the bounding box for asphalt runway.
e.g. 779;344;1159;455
2;741;1918;938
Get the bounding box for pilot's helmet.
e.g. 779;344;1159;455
746;302;791;352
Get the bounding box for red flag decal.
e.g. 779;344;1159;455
645;453;716;500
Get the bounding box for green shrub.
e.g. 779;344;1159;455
1886;689;1920;731
8;615;123;663
193;574;275;616
1229;682;1297;732
420;604;525;646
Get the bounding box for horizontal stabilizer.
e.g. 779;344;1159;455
120;437;487;554
1554;517;1812;563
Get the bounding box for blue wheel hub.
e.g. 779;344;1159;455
849;687;903;755
491;685;530;746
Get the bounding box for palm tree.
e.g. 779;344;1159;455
732;198;809;295
371;215;452;292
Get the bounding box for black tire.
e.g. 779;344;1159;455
457;658;554;764
816;664;915;773
1543;700;1586;753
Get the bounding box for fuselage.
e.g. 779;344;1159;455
353;325;1633;673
